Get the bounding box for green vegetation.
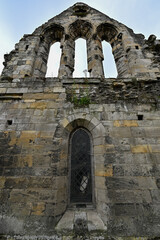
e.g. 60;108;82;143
70;80;91;107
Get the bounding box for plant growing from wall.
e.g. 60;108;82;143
71;79;91;107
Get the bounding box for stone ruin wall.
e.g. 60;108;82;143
0;3;160;240
2;3;160;80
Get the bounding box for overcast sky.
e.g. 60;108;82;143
0;0;160;77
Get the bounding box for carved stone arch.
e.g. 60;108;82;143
41;23;64;44
97;22;130;77
97;23;118;43
33;24;64;77
54;115;107;219
58;20;93;78
69;20;93;40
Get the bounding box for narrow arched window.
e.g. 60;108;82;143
102;41;118;78
70;128;92;204
73;38;88;77
45;42;61;77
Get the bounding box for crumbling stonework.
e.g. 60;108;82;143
2;3;160;80
0;3;160;240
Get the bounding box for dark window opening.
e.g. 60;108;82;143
75;9;87;14
73;6;88;17
7;120;12;125
117;32;122;40
126;47;131;53
135;46;139;49
137;114;143;120
70;128;92;203
25;45;29;50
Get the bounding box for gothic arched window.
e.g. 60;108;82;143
45;42;61;77
73;38;88;77
70;128;93;204
102;41;118;78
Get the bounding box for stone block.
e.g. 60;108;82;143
30;102;47;110
107;215;137;236
91;123;106;138
9;189;31;203
5;177;28;189
131;145;152;153
124;164;154;177
151;119;160;127
130;127;146;137
95;164;113;177
31;202;45;215
0;88;6;93
34;123;57;132
104;152;116;164
53;87;65;93
0;177;5;188
103;104;116;112
106;177;157;190
113;120;138;127
105;144;115;153
7;88;28;93
0;214;24;234
94;145;105;154
113;165;125;176
27;176;54;188
96;189;108;203
32;154;51;167
110;127;132;138
89;104;103;112
88;117;100;131
114;203;137;216
87;209;107;231
94;154;105;164
150;144;160;153
95;176;106;189
60;118;70;128
10;202;32;217
107;189;152;204
144;112;160;120
54;202;66;216
16;155;33;167
23;93;59;100
150;189;160;203
56;210;74;230
145;127;160;138
93;136;105;146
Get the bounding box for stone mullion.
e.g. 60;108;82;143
87;37;104;78
58;37;75;78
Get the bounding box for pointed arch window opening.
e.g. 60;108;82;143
73;38;89;78
45;42;61;77
69;128;94;205
102;41;118;78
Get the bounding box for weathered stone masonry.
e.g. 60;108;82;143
0;3;160;240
